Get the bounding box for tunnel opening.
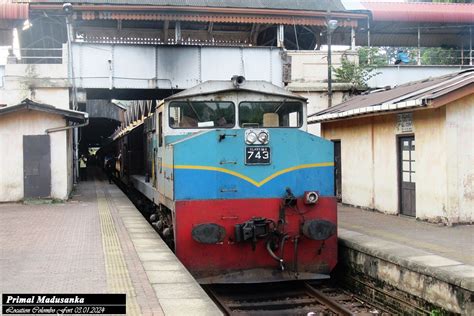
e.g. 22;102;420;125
77;88;177;180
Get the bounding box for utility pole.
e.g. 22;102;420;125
326;12;338;108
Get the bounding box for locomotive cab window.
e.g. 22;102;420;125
239;101;303;127
169;101;235;129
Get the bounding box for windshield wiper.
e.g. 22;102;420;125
274;99;287;113
186;99;201;121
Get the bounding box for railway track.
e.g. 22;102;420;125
204;281;386;315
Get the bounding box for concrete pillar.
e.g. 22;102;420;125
175;21;182;44
417;26;421;66
367;18;370;48
351;26;356;51
277;25;285;48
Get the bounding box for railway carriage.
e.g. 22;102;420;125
107;77;337;283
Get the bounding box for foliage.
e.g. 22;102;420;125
358;47;387;67
333;47;382;90
430;308;446;316
421;47;461;65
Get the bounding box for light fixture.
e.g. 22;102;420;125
327;20;338;34
22;20;33;31
304;191;319;205
246;132;257;144
257;131;269;144
245;129;270;145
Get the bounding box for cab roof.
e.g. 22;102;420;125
165;80;307;102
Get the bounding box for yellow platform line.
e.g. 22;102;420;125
96;183;141;316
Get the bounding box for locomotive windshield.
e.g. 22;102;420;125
169;101;235;128
239;101;303;128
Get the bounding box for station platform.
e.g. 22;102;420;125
337;204;473;314
0;172;222;316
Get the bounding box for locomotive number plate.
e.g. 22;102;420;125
245;146;271;165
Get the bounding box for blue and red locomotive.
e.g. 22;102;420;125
108;77;337;283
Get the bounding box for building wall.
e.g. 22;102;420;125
0;111;70;201
287;50;357;83
444;94;474;223
322;115;398;213
321;105;474;223
286;50;357;136
413;107;447;221
301;90;348;136
0;61;73;201
0;63;69;108
372;115;398;214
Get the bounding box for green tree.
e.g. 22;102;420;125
333;47;383;91
421;47;461;65
358;47;387;67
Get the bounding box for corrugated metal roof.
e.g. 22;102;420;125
0;0;28;20
0;98;88;122
166;80;307;101
361;2;474;23
21;0;346;12
309;69;474;123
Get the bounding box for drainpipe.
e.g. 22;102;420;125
65;6;80;184
470;26;472;66
45;118;89;134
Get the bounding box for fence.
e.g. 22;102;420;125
365;48;472;66
15;48;63;64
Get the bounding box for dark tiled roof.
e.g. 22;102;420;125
310;69;474;122
21;0;345;12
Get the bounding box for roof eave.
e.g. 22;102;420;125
0;99;88;123
309;99;425;124
167;88;306;102
30;4;368;20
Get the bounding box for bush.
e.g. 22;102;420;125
333;48;382;90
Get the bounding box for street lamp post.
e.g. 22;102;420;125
326;17;338;108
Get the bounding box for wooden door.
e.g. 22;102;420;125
23;135;51;198
399;136;416;216
332;140;342;201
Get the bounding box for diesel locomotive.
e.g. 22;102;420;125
105;77;337;283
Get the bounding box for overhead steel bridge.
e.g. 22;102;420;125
71;43;284;90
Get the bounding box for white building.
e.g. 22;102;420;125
311;70;473;224
0;99;87;201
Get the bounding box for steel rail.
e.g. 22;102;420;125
304;283;354;316
204;282;362;315
204;285;234;316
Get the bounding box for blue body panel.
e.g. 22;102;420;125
169;129;334;201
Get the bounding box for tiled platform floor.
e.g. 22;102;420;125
0;173;221;316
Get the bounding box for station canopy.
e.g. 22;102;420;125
353;1;474;47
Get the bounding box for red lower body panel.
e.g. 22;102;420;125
174;197;337;279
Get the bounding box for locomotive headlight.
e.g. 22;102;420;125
246;132;257;144
304;191;319;205
257;131;269;144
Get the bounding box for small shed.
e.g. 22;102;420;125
0;99;88;201
310;70;473;224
